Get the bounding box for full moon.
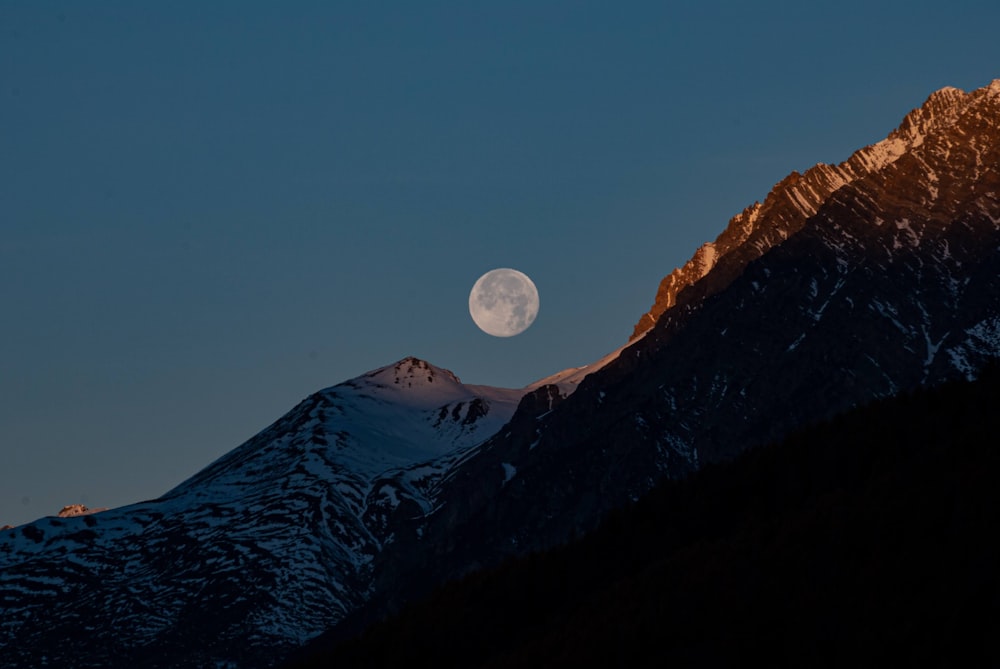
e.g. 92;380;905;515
468;268;540;337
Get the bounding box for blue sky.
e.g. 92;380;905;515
2;1;998;527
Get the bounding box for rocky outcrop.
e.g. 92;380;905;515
56;504;108;518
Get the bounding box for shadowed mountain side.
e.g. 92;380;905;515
345;179;1000;632
285;80;1000;650
288;366;1000;669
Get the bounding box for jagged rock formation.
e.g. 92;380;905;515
631;82;998;340
56;504;108;518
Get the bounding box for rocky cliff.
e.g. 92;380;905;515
631;82;998;340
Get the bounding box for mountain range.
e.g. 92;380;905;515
291;364;1000;668
2;80;999;668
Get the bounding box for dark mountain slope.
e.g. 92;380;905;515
346;81;1000;627
292;365;1000;669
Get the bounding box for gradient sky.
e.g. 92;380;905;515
3;1;998;527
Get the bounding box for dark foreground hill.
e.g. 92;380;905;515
290;365;1000;668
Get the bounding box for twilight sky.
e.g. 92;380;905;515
2;1;998;527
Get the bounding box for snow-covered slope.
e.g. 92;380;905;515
525;340;635;396
0;357;525;668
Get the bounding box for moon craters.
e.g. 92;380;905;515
468;268;539;337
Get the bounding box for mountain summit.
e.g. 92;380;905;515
631;80;1000;340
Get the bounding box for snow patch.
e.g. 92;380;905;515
526;340;634;396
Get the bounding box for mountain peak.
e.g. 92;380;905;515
925;84;965;103
888;84;968;149
630;79;1000;340
361;356;463;390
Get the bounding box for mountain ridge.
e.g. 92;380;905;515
292;364;1000;668
630;79;1000;340
0;357;534;667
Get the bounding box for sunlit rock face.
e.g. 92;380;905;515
631;82;1000;341
55;504;108;517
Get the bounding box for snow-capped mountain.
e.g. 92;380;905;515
4;81;1000;669
0;358;530;668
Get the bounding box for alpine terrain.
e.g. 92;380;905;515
2;80;999;668
1;359;528;667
